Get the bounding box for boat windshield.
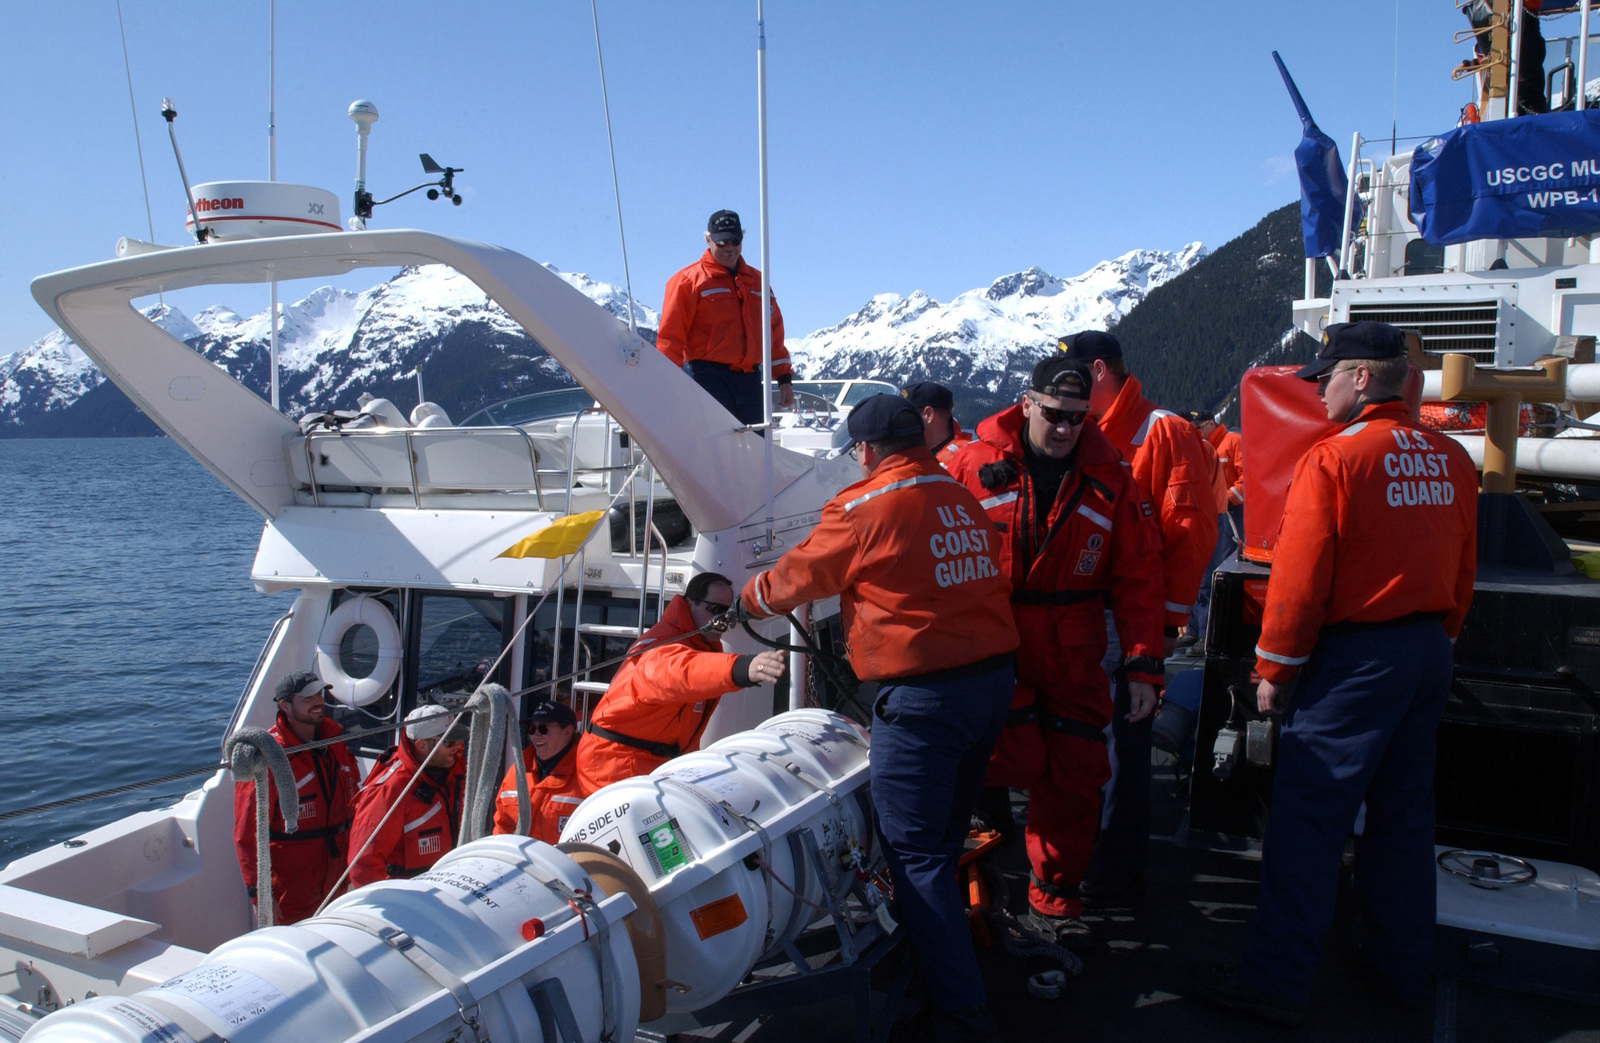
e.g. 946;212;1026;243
458;387;599;427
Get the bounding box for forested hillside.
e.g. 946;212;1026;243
1112;200;1332;421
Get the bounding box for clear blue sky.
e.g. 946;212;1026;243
0;2;1560;350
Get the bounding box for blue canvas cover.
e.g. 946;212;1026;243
1273;52;1358;259
1410;110;1600;246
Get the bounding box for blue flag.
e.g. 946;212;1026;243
1410;110;1600;246
1273;52;1358;260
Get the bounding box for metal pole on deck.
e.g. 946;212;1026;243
268;0;280;410
757;0;777;559
1340;132;1361;276
1581;0;1592;111
1305;257;1316;300
1509;0;1525;118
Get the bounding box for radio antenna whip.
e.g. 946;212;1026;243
161;99;206;243
590;0;640;355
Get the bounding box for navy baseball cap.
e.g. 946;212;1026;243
1294;321;1407;380
527;700;577;728
901;381;954;411
1057;330;1123;362
1030;357;1091;400
274;670;324;702
707;210;743;243
846;394;925;446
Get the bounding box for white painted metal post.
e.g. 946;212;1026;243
1581;0;1592;111
756;0;776;559
1305;257;1316;300
268;0;280;410
1340;133;1362;276
1508;0;1525;117
788;602;809;712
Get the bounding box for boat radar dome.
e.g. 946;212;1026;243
183;181;341;242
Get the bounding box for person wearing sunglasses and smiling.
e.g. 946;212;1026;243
576;571;787;793
492;700;584;843
947;356;1166;952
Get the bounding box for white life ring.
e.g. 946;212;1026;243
316;595;403;706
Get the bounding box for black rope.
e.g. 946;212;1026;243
738;614;870;720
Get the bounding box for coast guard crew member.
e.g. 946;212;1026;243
949;358;1166;948
1185;411;1245;654
492;700;583;844
733;394;1019;1041
233;670;360;923
902;381;973;466
575;572;786;793
657;210;794;424
347;705;468;888
1060;330;1217;903
1197;321;1477;1025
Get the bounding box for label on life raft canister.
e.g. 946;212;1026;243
639;817;692;878
145;964;289;1030
108;1001;197;1043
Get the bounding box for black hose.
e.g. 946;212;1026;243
738;615;871;721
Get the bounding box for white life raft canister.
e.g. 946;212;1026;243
558;708;873;1016
20;836;641;1043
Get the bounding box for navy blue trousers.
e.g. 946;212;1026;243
871;661;1013;1011
1189;504;1241;642
1091;613;1150;882
686;360;765;426
1240;619;1452;1004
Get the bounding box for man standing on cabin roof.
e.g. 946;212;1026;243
575;571;787;794
732;394;1019;1042
1057;330;1217;906
1183;410;1245;656
948;359;1166;950
1196;321;1477;1026
347;705;468;889
902;381;973;468
493;701;583;844
234;670;361;923
657;210;795;425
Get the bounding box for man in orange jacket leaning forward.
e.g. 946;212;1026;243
1197;321;1477;1025
657;210;794;425
575;572;787;794
732;394;1019;1042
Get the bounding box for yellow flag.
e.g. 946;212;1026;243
496;510;606;559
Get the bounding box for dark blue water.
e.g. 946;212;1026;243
0;438;295;864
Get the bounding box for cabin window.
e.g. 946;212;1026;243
412;593;513;702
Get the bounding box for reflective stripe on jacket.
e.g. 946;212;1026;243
742;446;1019;680
934;422;974;468
949;407;1166;706
657;251;791;377
232;710;360;922
492;741;584;844
1254;401;1478;684
347;737;465;888
1097;375;1219;628
575;595;737;793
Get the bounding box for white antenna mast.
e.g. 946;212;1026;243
755;0;777;562
589;0;640;359
115;0;161;307
267;0;280;410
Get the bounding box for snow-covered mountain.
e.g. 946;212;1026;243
0;244;1202;436
0;264;658;436
789;245;1206;413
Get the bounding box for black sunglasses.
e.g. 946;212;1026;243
530;722;566;735
1028;394;1087;427
712;238;742;247
693;597;733;613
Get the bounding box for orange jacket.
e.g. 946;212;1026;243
492;741;584;844
949;409;1166;700
576;595;740;793
1208;424;1244;505
657;251;792;378
233;711;361;922
934;421;974;468
1254;402;1478;684
742;447;1019;680
347;737;466;889
1097;376;1219;629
